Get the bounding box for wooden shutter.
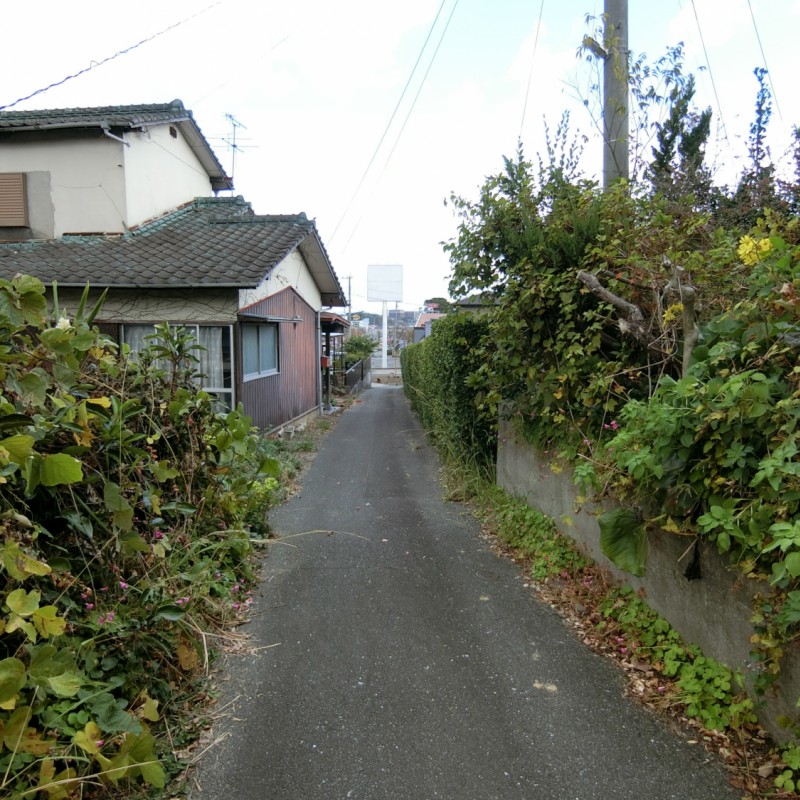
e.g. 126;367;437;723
0;173;29;226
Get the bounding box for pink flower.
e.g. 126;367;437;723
85;603;95;611
119;581;129;590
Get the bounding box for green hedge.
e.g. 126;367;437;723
401;313;494;469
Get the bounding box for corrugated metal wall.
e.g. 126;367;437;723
238;287;319;431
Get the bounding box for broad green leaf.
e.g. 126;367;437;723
33;605;67;638
151;460;179;482
39;453;83;486
104;481;133;531
37;758;77;800
5;614;37;642
599;508;648;577
0;434;34;464
90;693;141;734
2;540;51;580
7;587;41;616
73;721;103;754
17;370;49;406
3;705;32;750
47;671;82;698
103;480;129;512
140;693;159;722
112;509;134;534
139;758;166;788
258;456;281;478
785;552;800;578
0;657;26;704
120;532;150;555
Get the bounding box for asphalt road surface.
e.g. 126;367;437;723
189;385;738;800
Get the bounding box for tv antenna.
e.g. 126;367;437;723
222;113;249;183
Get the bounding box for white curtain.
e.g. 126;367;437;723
198;327;224;388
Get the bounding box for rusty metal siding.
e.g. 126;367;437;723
237;287;319;430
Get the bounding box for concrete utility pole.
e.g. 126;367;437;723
603;0;629;188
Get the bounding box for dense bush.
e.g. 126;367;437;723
0;276;278;797
600;232;800;580
401;313;494;470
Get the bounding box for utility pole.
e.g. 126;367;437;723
603;0;629;188
346;275;352;338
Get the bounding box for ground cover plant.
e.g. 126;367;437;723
0;276;287;798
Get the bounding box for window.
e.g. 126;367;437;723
121;323;234;409
242;323;278;380
0;173;29;227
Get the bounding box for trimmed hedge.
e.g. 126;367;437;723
401;313;495;469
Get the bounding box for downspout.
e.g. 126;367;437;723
100;122;131;147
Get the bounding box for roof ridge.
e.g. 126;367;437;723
0;100;188;120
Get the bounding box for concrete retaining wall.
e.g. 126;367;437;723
497;416;800;740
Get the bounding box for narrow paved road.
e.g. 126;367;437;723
190;386;737;800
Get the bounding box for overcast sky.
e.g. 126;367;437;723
3;1;798;312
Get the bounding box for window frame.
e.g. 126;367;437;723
120;322;235;409
241;322;280;381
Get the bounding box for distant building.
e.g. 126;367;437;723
412;312;446;343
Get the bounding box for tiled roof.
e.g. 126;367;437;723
414;312;446;328
0;196;345;301
0;100;232;191
0;100;191;130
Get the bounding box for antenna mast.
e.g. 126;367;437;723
223;113;247;183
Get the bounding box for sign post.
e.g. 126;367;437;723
367;265;403;369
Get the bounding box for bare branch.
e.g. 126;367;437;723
577;269;652;346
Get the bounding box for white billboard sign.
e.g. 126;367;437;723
367;264;403;302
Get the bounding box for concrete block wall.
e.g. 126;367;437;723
497;416;800;741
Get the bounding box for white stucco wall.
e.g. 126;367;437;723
239;250;323;311
0;125;216;236
123;126;215;228
0;138;127;236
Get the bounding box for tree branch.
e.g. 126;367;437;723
577;270;652;346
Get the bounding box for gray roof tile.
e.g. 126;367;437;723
0;100;191;130
0;197;343;298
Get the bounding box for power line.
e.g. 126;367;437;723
519;0;546;140
328;0;450;245
0;2;223;111
689;0;729;147
338;0;461;255
746;0;782;123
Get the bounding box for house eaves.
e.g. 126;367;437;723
0;100;233;193
298;227;348;307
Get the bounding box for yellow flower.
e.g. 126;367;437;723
737;235;772;266
662;302;683;325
